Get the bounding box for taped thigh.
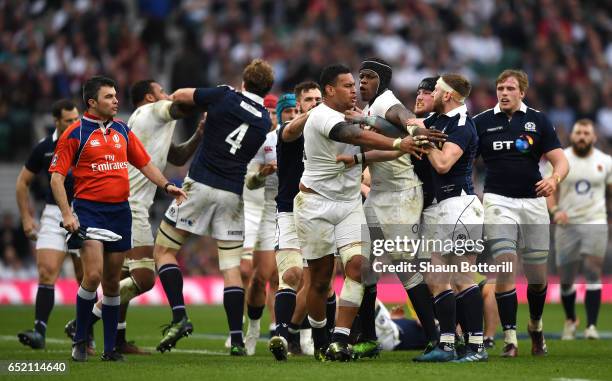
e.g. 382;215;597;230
218;240;243;270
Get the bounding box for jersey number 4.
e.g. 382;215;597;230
225;123;249;154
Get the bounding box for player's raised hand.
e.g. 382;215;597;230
406;118;426;129
258;162;277;177
399;136;430;158
344;109;363;123
415;127;447;143
22;217;38;240
167;185;188;205
336;154;357;168
535;176;557;197
61;213;79;233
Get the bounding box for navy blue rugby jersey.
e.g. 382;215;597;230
188;86;272;195
473;102;561;198
25;130;74;205
424;105;478;202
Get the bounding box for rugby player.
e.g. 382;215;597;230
16;99;83;351
342;60;443;359
242;94;295;355
546;119;611;340
152;59;274;355
268;82;327;361
295;63;427;361
50;76;186;362
473;69;569;357
410;74;486;363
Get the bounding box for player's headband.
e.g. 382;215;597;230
359;60;392;100
437;77;465;103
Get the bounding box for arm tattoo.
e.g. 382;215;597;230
328;122;363;143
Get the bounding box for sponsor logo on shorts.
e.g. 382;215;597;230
179;217;194;227
228;230;243;236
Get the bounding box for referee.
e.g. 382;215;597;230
50;76;186;362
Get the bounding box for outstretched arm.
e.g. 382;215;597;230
282;112;310;142
329;122;429;156
167;115;206;166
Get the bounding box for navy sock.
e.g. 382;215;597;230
116;321;126;346
102;295;120;354
434;290;456;350
300;316;311;329
247;304;264;321
527;284;547;322
308;317;328;351
274;289;296;340
326;293;337;336
561;288;576;321
460;285;484;352
495;289;517;331
330;327;351;345
34;284;55;336
158;264;186;323
407;283;438;343
585;288;601;327
455;291;468;335
356;286;375;341
75;286;96;343
287;321;300;345
224;287;245;346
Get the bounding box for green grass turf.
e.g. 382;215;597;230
1;304;611;381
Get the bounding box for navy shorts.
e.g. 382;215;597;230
72;198;132;253
393;319;428;350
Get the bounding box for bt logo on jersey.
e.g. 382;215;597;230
492;141;513;150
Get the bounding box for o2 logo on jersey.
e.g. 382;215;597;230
575;179;591;195
514;134;533;154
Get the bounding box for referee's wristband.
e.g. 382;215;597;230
164;182;176;193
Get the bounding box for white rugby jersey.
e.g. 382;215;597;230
250;130;278;201
301;103;361;202
127;100;176;210
363;89;420;191
549;147;612;224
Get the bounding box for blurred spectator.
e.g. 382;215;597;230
0;211;32;266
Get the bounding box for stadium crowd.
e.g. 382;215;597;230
1;0;611;275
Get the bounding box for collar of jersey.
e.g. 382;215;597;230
444;104;468;118
493;102;527;115
242;90;264;106
83;112;113;124
52;129;58;142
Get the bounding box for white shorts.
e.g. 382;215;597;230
276;212;300;250
364;187;422;241
164;177;244;241
555;223;608;266
36;204;78;256
130;203;153;247
294;192;369;261
483;193;549;263
254;201;276;251
419;195;484;257
243;198;264;250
